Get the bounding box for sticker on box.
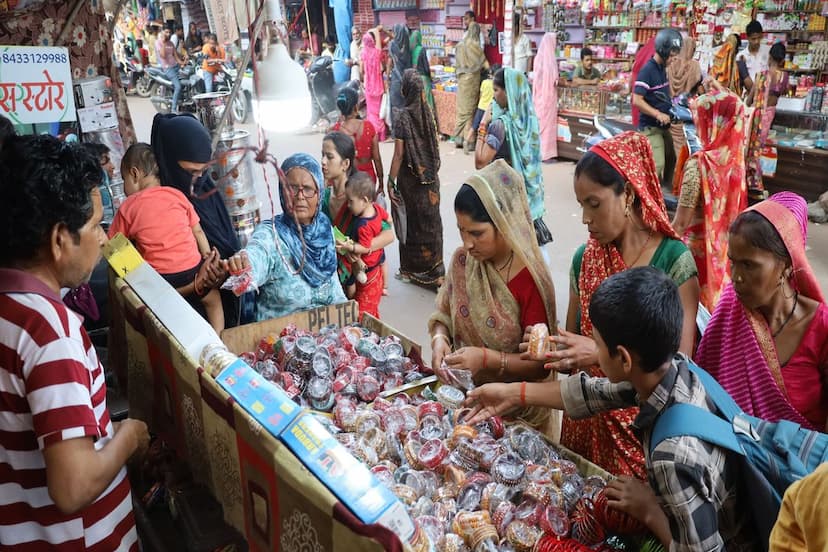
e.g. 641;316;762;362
216;360;301;436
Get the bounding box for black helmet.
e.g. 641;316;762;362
655;28;682;61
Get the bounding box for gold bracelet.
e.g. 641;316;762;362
499;351;507;378
431;334;451;346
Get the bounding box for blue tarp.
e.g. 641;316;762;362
330;0;352;82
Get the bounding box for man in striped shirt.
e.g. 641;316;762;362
0;133;149;551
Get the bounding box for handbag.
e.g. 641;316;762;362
388;182;407;245
63;283;100;321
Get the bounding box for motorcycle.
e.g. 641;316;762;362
135;70;155;98
118;58;145;95
147;61;204;114
306;56;362;127
209;62;249;124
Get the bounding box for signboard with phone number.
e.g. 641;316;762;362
0;45;77;124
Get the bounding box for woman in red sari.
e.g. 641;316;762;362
332;87;383;193
696;192;828;431
673;89;748;311
555;132;699;478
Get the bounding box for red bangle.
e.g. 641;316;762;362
520;381;527;407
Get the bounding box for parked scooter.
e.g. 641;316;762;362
211;63;249;124
147;61;204;114
306;56;362;126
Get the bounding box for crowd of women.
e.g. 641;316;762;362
100;27;827;544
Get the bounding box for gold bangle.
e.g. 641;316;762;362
499;351;507;378
431;333;451;346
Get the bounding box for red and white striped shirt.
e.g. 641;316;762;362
0;269;137;551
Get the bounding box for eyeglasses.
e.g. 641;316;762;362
287;184;318;198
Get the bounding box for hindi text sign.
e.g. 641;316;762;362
0;46;77;124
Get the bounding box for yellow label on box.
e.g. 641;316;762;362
252;401;265;414
103;233;145;277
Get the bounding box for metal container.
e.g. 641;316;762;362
230;210;260;248
212;129;261;218
192;91;235;138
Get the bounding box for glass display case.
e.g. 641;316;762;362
558;86;607;115
557;86;631;120
763;110;828;201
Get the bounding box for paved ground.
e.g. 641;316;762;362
126;96;828;361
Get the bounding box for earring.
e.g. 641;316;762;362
624;203;631;218
782;282;796;299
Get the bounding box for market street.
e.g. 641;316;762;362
127;95;828;359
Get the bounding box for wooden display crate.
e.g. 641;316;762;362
110;277;411;552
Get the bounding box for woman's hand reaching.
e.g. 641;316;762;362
431;337;453;383
443;346;491;380
223;250;250;275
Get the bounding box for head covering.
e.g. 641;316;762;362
696;192;824;430
456;22;486;75
749;192;823;302
273;153;337;288
712;34;742;94
428;160;557;431
690;89;748;309
151;113;239;257
578;132;679;337
430;159;556;348
392;68;440;185
410;29;423;68
492;67;544;221
533;33;559;161
361;32;384;97
667;37;702;96
390;24;412;78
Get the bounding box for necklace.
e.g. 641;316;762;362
495;252;515;282
772;291;798;338
626;230;653;268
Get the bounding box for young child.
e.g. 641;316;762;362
109;143;224;333
465;267;760;550
467;64;500;153
336;171;391;318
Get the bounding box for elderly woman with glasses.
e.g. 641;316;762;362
224;153;346;320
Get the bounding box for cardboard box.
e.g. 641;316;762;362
281;413;415;541
73;75;113;108
108;247;418;551
77;102;118;132
216;359;301;436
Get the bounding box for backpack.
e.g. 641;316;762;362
650;361;828;550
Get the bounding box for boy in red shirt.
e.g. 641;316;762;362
109;143;224;332
337;172;391;318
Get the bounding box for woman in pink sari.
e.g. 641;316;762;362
361;30;387;141
696;192;828;431
532;33;558;161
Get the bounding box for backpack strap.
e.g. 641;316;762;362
650;403;746;456
684;361;743;422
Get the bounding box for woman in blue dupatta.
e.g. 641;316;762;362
224;153;345;320
475;67;551;246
